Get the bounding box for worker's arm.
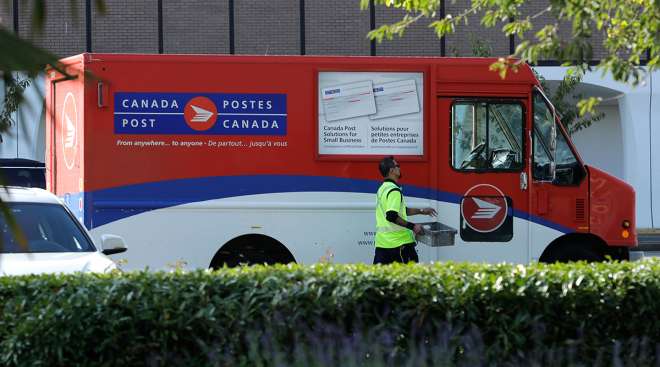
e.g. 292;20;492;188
385;210;423;234
406;207;437;216
384;190;423;234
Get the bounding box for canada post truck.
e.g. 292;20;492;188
46;53;637;270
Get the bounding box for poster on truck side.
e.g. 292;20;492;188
318;72;424;156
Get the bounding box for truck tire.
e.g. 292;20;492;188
540;241;605;263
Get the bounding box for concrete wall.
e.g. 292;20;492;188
0;75;45;161
571;105;623;179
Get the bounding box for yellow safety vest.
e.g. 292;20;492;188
375;181;415;248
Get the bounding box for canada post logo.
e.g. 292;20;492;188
184;96;217;131
460;184;508;233
114;92;287;135
61;92;78;170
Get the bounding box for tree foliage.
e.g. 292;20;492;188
361;0;659;113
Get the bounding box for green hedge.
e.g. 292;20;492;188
2;260;660;366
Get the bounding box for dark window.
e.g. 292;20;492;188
0;159;46;189
1;167;46;189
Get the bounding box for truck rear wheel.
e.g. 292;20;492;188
210;234;296;269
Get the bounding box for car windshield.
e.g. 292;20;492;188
0;203;95;253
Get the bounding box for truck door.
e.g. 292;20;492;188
529;90;590;261
437;98;530;263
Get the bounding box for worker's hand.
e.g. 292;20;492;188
421;207;437;217
413;224;424;235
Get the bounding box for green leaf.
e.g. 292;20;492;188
577;96;603;116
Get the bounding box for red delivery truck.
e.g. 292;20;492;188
46;54;637;270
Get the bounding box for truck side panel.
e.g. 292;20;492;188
46;54;635;269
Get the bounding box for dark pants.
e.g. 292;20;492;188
373;243;419;264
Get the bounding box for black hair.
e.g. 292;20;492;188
379;156;396;177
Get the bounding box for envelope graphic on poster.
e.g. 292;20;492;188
321;80;377;122
369;79;420;120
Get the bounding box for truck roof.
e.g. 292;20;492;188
53;53;539;86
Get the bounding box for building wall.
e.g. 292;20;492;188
162;0;229;54
571;105;623;179
444;2;510;57
0;2;11;30
520;0;615;62
2;0;618;58
375;6;443;56
305;0;371;56
18;0;85;58
92;0;158;53
235;0;299;55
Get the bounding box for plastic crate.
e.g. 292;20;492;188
415;222;457;247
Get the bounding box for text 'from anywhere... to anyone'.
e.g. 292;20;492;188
116;140;167;147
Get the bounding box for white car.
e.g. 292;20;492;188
0;187;127;275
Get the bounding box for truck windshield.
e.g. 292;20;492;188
532;91;584;185
554;123;585;185
0;203;95;253
532;92;556;180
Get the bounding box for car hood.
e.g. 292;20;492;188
0;252;117;276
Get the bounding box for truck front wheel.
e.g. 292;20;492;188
539;235;606;263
